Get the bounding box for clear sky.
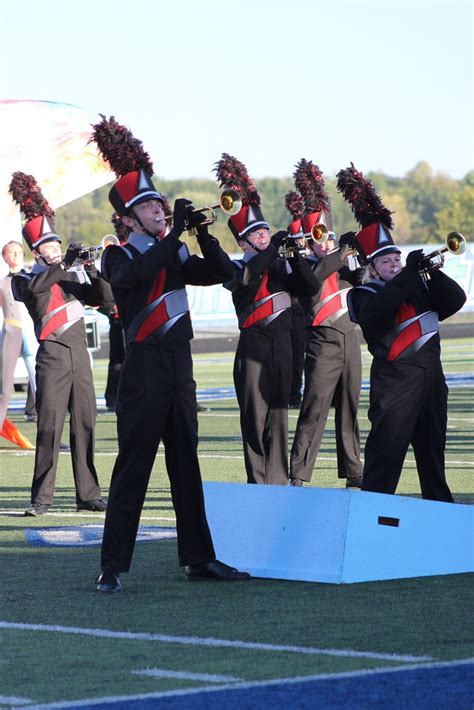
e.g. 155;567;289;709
0;0;472;182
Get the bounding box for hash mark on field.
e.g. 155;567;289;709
0;621;433;662
132;668;241;682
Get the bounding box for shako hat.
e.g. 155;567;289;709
90;115;163;217
294;159;332;236
336;162;398;264
213;153;269;240
9;172;61;251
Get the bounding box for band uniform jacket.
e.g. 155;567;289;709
347;266;466;501
290;249;363;483
226;243;321;485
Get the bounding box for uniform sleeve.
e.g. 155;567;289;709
182;232;235;285
287;252;322;296
80;266;116;307
312;250;345;281
234;245;279;287
426;270;467;321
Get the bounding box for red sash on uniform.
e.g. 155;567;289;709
311;274;349;327
39;284;83;340
128;263;190;343
240;273;291;329
134;269;168;342
385;304;439;361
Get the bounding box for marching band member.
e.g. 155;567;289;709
90;116;249;593
214;154;321;485
9;173;109;515
337;163;466;501
289;160;364;488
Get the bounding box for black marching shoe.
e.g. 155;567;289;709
96;570;121;594
288;477;304;487
184;560;251;581
24;503;50;516
77;499;107;512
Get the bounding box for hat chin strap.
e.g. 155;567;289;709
241;234;265;253
131;209;159;239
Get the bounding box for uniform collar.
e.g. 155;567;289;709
128;232;157;254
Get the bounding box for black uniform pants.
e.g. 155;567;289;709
101;341;215;573
290;299;306;401
362;358;453;502
234;329;290;485
290;327;363;483
104;318;125;409
32;340;101;505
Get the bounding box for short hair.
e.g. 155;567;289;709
2;240;24;258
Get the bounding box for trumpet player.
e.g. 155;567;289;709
288;161;364;488
337;163;466;502
90;117;250;593
9;172;111;516
214;154;320;486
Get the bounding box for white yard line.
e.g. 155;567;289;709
0;621;432;663
20;658;473;710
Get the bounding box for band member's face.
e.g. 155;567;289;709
125;200;166;237
370;252;402;281
240;228;271;253
35;241;62;265
309;238;335;258
2;243;24;271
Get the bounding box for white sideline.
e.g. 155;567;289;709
0;621;432;662
19;658;474;710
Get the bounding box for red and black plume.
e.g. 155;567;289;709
285;190;304;220
213;153;260;206
293;159;330;214
9;171;55;221
336;162;393;229
89;114;154;178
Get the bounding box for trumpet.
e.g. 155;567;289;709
66;234;121;267
278;236;308;259
419;231;466;278
166;189;242;235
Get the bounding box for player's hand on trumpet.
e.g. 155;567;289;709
271;230;288;251
170;198;193;238
186;208;209;236
338;231;356;259
62;242;85;270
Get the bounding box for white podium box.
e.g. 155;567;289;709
203;482;474;584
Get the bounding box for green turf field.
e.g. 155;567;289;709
0;338;472;707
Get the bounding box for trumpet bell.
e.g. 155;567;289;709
101;234;121;249
309;223;329;243
446;231;466;255
219;188;242;217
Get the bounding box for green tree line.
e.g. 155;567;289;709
56;161;474;255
